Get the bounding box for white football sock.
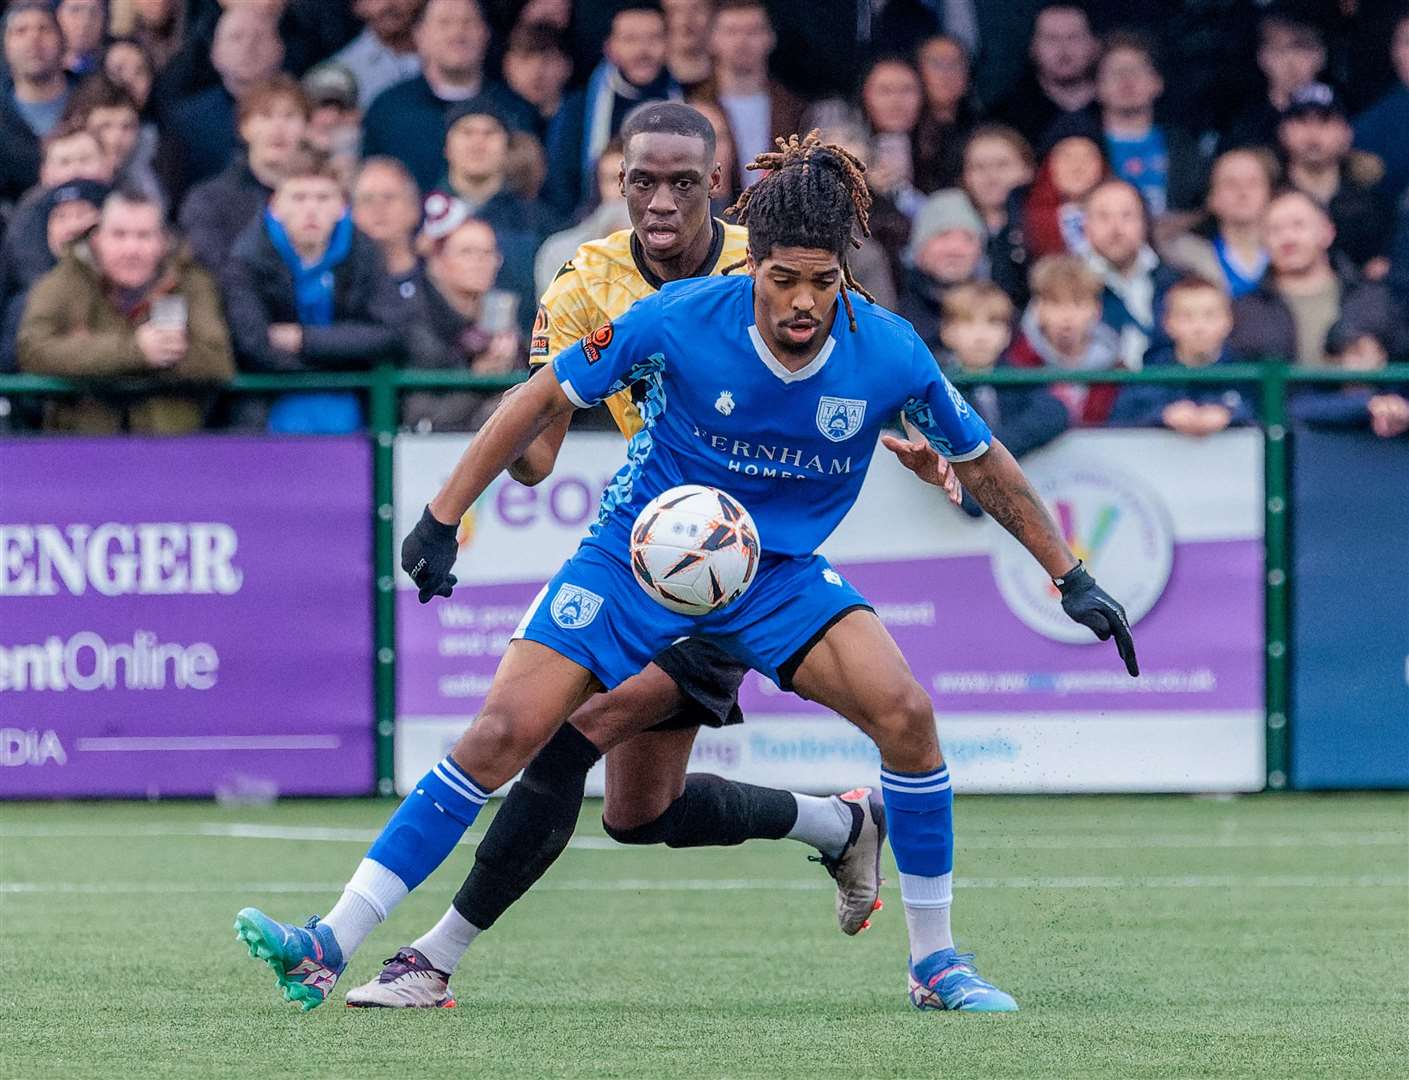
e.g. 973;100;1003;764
786;793;855;859
900;871;954;964
323;858;408;957
411;905;483;974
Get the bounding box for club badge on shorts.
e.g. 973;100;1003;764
816;396;867;442
551;583;604;629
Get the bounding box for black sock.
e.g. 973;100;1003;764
451;723;601;930
603;773;798;848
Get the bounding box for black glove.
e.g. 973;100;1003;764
402;505;459;604
1055;561;1139;677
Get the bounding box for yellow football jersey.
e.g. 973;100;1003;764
529;219;749;437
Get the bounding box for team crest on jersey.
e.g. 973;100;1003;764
816;396;867;442
579;322;613;364
715;390;735;415
550;584;604;629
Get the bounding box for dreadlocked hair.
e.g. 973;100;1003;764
721;130;875;331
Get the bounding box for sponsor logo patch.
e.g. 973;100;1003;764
579;322;613;364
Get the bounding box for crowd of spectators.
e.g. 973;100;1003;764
0;0;1405;441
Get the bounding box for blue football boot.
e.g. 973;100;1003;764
234;907;345;1011
908;948;1019;1013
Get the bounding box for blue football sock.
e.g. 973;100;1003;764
881;764;956;960
366;756;490;892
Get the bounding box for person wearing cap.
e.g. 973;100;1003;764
361;0;534;194
0;2;73;204
435;95;550;335
0;177;107;373
221;149;409;433
330;0;423;110
898;187;990;351
303;62;363;188
1277;81;1392;278
18;186;235;433
401;197;523;431
178;74;311;275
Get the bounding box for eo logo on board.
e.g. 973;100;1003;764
990;461;1173;643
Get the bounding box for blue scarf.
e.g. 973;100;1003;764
263;210;362;435
264;209;354;326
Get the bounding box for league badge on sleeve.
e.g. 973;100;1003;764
816;396;868;442
580;322;614;364
550;583;604;629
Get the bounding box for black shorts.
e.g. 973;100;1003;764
647;637;749;731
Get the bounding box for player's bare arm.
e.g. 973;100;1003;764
953;441;1140;676
951;440;1073;577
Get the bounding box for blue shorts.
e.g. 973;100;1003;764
515;542;871;692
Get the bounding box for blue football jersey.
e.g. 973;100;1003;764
552;274;992;558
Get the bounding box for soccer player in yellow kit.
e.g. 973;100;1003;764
341;104;939;1008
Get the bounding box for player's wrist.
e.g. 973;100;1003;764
1053;561;1091;597
421;503;460;534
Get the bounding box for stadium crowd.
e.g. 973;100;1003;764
1;0;1407;442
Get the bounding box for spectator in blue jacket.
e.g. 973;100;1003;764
1289;319;1409;439
1353;13;1409;207
1112;276;1254;435
936;281;1068;516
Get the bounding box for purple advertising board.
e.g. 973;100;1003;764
394;430;1265;793
0;437;374;798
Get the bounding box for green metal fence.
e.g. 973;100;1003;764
5;361;1408;793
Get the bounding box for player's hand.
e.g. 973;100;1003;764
881;417;962;506
1055;561;1139;677
401;505;459;603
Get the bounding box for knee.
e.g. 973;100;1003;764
452;707;545;776
863;681;939;765
602;796;683;846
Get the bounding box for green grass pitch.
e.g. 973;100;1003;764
2;793;1406;1079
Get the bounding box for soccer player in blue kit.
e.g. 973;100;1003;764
234;133;1138;1014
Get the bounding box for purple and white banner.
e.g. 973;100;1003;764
395;430;1264;793
0;437;374;798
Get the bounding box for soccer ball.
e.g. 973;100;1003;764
629;485;761;616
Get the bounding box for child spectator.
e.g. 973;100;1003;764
17;188;235;433
1022;134;1107;261
221;151;408;433
1009;253;1124;426
401;198;523;431
1288;320;1409;439
64;75;162;200
937;281;1068;515
1112;276;1254;435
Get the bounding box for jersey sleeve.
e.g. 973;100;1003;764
901;333;993;462
528;262;598;368
551;290;666;409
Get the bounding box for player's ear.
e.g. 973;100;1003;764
745;252;756;273
708;162;723;198
618;165;626;198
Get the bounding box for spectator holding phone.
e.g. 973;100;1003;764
17;187;235;433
